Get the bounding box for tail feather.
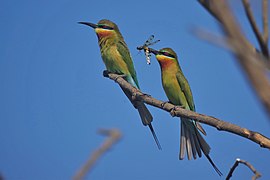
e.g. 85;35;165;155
148;123;162;150
195;130;222;176
180;122;186;160
137;102;162;150
120;87;161;150
136;102;153;125
195;128;210;155
180;118;222;176
185;123;193;160
188;128;198;159
205;155;223;176
193;132;202;158
196;122;207;136
182;120;199;160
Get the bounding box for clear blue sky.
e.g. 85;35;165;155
1;0;269;179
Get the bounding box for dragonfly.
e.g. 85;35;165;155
137;35;160;65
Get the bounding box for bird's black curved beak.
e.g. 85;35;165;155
78;22;97;29
148;48;160;55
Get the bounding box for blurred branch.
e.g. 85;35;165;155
192;28;270;70
226;158;261;180
263;0;269;45
197;0;270;120
73;128;122;180
242;0;269;57
191;27;230;50
198;0;221;22
103;72;270;150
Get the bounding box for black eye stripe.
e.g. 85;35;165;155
98;24;114;30
161;52;175;58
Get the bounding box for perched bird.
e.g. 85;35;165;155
149;47;222;175
78;19;161;149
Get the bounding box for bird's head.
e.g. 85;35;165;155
78;19;121;40
149;47;179;68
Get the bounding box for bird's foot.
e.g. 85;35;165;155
169;106;177;117
114;74;126;82
169;105;184;117
178;105;185;109
131;90;140;101
142;92;151;97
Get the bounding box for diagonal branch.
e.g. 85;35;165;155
103;72;270;150
242;0;269;57
73;128;122;180
226;158;262;180
198;0;256;53
198;0;222;22
263;0;269;44
197;0;270;120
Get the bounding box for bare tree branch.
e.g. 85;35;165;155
73;128;122;180
198;0;256;52
197;0;270;120
103;72;270;150
192;28;270;70
226;158;262;180
242;0;269;57
263;0;269;44
198;0;221;22
191;27;230;50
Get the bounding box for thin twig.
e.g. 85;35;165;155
226;158;262;180
263;0;269;44
73;128;122;180
242;0;269;57
103;72;270;150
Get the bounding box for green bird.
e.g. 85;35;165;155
149;47;222;175
78;19;161;149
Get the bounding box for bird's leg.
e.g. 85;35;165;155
169;105;185;117
161;101;171;109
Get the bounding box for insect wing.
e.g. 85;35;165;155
144;35;154;46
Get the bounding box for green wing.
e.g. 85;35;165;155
176;71;207;135
117;40;140;88
176;71;195;111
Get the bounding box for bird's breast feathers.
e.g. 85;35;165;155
101;45;129;75
162;73;188;108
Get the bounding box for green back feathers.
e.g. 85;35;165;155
176;71;195;111
117;40;139;88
